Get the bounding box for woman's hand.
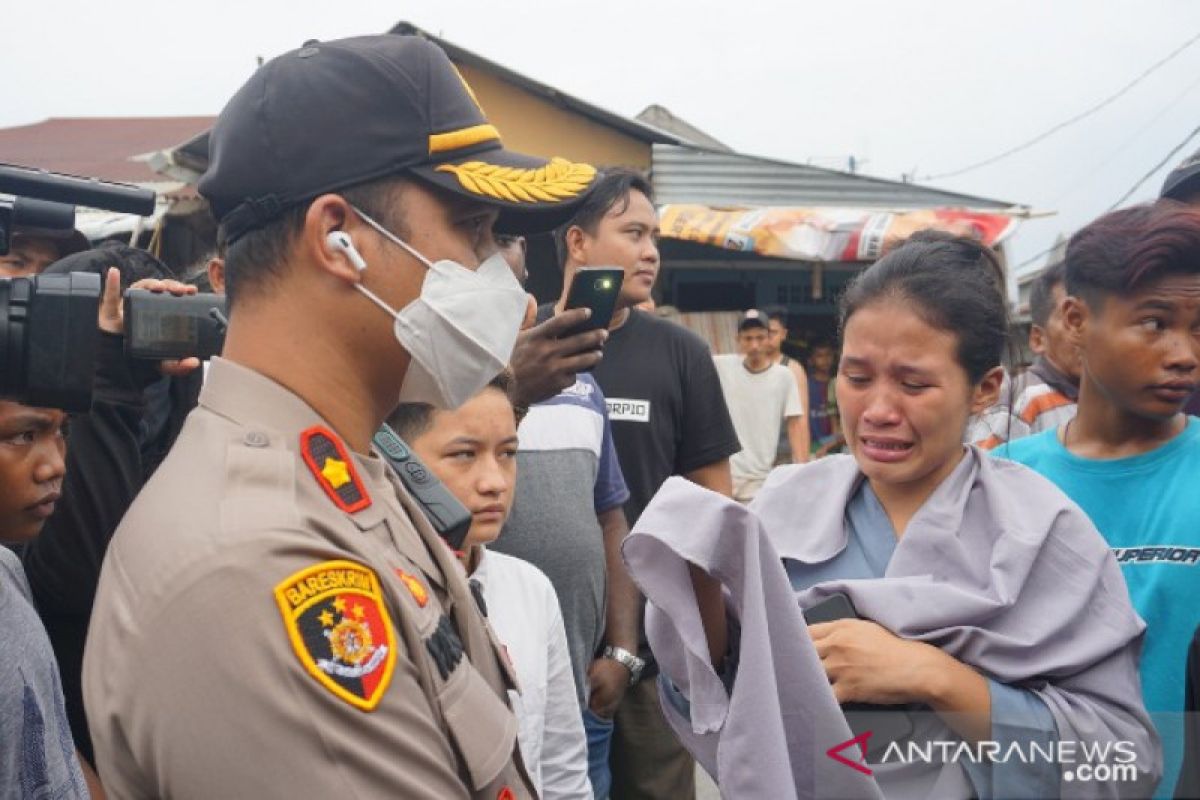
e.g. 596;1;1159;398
809;618;943;705
809;618;992;742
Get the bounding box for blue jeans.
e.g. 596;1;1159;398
583;707;614;799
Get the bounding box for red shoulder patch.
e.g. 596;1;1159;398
300;426;371;513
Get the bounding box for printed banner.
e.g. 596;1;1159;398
658;205;1020;262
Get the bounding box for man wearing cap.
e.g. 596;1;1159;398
82;34;600;799
1160;148;1200;418
713;310;804;502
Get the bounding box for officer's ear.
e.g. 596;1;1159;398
302;195;363;284
207;257;226;295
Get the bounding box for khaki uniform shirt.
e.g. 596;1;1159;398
83;358;535;799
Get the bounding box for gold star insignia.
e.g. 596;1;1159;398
332;597;347;614
321;457;351;490
352;604;366;619
318;609;335;627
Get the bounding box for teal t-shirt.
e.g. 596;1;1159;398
998;418;1200;796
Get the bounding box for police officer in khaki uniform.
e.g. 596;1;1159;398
82;34;600;798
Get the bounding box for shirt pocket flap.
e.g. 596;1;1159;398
439;664;519;790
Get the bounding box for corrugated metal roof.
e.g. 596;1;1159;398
652;145;1024;211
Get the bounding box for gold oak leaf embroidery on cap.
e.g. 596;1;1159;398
435;157;596;204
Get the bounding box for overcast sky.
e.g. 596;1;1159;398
4;0;1200;275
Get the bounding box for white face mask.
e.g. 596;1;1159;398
349;206;528;409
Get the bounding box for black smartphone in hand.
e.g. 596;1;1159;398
802;592;860;625
560;267;623;338
803;592;915;756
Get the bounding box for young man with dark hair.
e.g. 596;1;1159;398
763;307;810;461
714;310;803;501
83;35;599;798
547;168;740;800
806;340;844;457
1000;202;1200;795
3;261;186;799
0;396;88;799
0;229;89;278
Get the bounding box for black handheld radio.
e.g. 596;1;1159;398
373;424;473;551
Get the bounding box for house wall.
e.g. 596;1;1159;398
456;64;652;170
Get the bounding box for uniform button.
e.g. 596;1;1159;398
244;431;269;448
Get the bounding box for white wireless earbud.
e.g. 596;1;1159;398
326;231;368;271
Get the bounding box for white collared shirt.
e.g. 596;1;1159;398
473;548;592;799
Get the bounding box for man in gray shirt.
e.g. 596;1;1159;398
0;397;89;799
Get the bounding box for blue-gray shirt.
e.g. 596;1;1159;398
1;548;86;799
782;481;1060;800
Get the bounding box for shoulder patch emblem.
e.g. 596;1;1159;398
274;560;396;711
300;426;371;513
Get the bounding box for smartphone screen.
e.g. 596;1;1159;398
802;592;858;625
561;267;623;338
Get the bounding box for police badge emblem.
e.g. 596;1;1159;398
274;560;397;711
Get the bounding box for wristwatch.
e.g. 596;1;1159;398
602;645;646;686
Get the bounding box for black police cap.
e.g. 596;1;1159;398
200;35;598;245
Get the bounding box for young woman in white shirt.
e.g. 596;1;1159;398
391;373;592;800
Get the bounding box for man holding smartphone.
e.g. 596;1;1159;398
546;169;740;800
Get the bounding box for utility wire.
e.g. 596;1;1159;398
922;30;1200;182
1047;71;1200;207
1014;121;1200;271
1105;121;1200;210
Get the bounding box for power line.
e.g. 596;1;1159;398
1105;121;1200;210
921;29;1200;182
1047;71;1200;207
1015;121;1200;271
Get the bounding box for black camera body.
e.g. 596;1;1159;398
124;289;227;362
0;272;102;412
0;163;160;411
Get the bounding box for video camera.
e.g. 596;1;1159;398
2;164;227;412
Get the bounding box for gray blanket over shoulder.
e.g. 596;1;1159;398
621;448;1161;799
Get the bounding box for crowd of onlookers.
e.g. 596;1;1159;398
4;31;1200;800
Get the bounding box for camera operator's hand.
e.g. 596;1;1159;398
98;267;201;376
509;308;607;407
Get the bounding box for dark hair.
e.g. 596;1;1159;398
387;371;517;443
42;241;170;287
839;231;1008;383
1028;261;1066;328
553;168;653;268
1066;201;1200;306
764;305;789;325
222;176;410;309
